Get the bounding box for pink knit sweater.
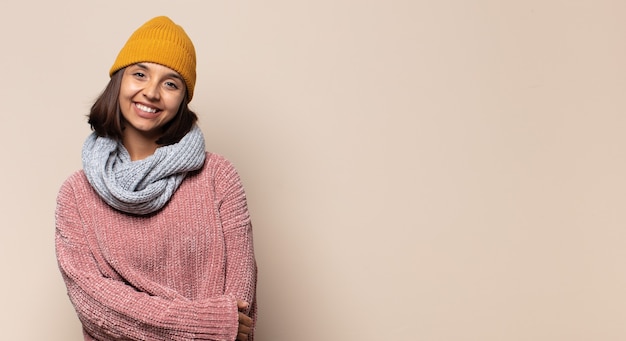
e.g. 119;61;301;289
56;153;257;340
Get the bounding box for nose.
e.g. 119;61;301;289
142;80;161;100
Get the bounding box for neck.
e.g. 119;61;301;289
122;129;160;161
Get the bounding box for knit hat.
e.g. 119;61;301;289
109;16;197;101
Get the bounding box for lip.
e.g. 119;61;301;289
133;102;161;119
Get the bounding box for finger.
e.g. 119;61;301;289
239;312;253;327
236;332;249;341
237;300;249;311
238;323;251;335
237;319;251;340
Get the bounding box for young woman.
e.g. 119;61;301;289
55;16;257;341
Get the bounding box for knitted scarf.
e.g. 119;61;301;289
82;125;206;215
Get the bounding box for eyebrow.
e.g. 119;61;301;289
134;63;184;82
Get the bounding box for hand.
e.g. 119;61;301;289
237;300;252;341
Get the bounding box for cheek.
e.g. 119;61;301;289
166;93;185;113
118;84;132;103
119;79;140;98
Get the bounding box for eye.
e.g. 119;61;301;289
132;72;146;78
165;81;179;90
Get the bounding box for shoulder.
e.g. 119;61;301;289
58;170;88;195
57;170;95;204
56;170;95;221
195;152;245;196
202;152;241;180
204;152;236;170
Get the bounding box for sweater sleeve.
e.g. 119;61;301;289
55;176;239;341
215;159;258;340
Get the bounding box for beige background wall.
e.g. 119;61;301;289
1;1;625;340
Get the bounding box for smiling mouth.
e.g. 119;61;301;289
135;103;159;113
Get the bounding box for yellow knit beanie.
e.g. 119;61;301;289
109;16;197;101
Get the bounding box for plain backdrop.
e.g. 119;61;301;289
1;1;625;340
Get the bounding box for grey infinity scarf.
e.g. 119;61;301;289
82;125;206;215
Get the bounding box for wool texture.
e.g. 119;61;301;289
81;124;206;215
110;16;197;101
56;152;257;340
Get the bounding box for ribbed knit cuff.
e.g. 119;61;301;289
161;296;238;340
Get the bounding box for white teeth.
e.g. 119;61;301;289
136;103;158;113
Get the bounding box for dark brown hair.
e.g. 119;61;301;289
88;68;198;146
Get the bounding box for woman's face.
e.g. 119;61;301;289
119;62;186;140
